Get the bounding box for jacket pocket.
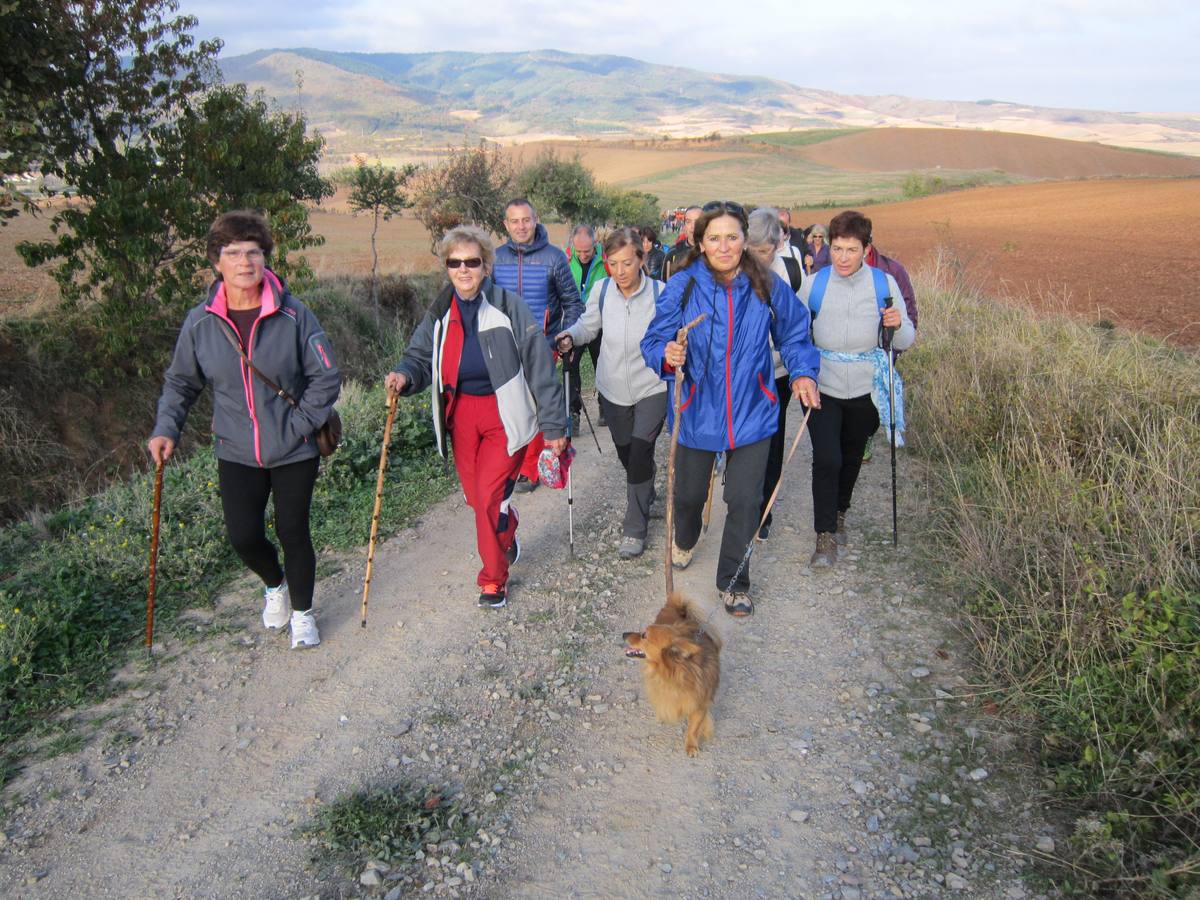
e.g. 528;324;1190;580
757;373;778;404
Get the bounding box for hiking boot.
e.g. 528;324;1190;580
262;580;291;630
671;541;694;569
861;435;875;463
289;609;320;649
478;585;507;609
506;535;521;566
618;536;645;558
836;511;848;546
514;475;538;494
721;590;754;618
810;532;838;568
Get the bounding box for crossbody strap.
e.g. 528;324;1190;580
217;319;300;409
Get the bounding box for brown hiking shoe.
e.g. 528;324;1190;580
835;511;848;546
671;541;694;569
810;532;838;568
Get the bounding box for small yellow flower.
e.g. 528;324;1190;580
12;608;19;615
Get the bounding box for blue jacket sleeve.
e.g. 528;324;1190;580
552;255;583;330
640;274;687;379
770;279;820;383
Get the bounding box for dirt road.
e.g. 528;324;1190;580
0;396;1049;898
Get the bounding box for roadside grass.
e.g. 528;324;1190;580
903;256;1200;895
0;274;453;793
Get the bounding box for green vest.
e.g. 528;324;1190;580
566;246;606;304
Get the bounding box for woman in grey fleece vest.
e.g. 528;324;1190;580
798;210;915;568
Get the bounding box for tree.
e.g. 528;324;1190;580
348;161;417;322
514;149;606;225
410;142;513;249
9;2;331;365
600;188;662;231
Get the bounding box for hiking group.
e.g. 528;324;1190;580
148;198;917;645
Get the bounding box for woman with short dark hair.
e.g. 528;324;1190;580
799;209;914;567
149;210;341;649
641;202;820;616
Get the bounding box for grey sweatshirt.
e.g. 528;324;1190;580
799;264;915;399
565;274;667;407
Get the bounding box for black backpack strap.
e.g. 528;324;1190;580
679;276;696;314
782;255;802;292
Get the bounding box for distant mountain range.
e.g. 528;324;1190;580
218;48;1200;157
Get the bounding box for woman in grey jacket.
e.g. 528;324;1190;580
149;211;341;650
799;210;915;567
386;226;567;609
556;228;667;558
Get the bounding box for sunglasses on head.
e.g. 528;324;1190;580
446;257;483;269
701;200;747;217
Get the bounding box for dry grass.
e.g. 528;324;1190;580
904;252;1200;894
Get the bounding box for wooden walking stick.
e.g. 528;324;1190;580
361;391;399;628
701;463;718;535
664;313;707;597
145;459;164;656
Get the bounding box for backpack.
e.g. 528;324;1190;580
807;265;890;320
597;277;661;316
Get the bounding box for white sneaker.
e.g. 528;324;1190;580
290;609;320;649
262;580;291;629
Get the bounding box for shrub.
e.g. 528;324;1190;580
903;264;1200;894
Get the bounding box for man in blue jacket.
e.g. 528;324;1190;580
493;199;583;492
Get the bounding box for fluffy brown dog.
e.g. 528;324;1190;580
623;593;722;756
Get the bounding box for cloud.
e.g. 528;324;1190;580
179;0;1200;111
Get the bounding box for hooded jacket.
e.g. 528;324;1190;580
492;223;582;347
566;244;607;303
152;270;341;468
391;278;566;457
641;259;820;452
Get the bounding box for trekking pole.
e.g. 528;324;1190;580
577;393;602;454
361;391;399;628
664;313;707;597
882;298;898;548
144;459;164;657
564;363;575;558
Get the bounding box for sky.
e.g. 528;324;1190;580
178;0;1199;113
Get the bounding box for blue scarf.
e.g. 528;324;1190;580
817;348;906;446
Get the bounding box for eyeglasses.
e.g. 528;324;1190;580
220;248;265;262
702;200;746;217
446;257;483;269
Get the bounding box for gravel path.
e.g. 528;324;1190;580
0;392;1052;899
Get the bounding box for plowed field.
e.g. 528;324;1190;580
800;128;1200;179
800;178;1200;344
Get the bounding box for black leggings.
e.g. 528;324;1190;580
761;374;793;526
217;456;320;611
807;393;879;534
673;437;770;592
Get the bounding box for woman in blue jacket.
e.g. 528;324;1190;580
641;201;820;617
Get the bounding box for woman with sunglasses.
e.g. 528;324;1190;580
386;225;567;610
805;224;830;274
641;201;821;617
149;211;340;650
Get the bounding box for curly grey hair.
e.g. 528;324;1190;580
747;207;783;248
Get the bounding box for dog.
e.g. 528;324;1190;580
623;593;722;756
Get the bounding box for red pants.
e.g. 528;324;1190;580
519;431;545;480
449;393;525;589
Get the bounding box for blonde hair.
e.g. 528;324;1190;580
436;225;495;269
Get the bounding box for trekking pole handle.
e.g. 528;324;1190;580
881;296;895;351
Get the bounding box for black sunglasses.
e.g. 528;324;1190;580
701;200;746;217
446;257;483;269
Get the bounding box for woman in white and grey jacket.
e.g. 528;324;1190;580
556;227;667;558
799;210;915;568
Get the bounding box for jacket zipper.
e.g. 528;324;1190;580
724;283;735;449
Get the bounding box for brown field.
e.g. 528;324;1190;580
506;140;753;185
801;178;1200;344
800;128;1200;179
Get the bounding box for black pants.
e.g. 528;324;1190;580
217;456;320;611
674;437;770;592
807;393;879;534
760;374;793;527
601;392;667;539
